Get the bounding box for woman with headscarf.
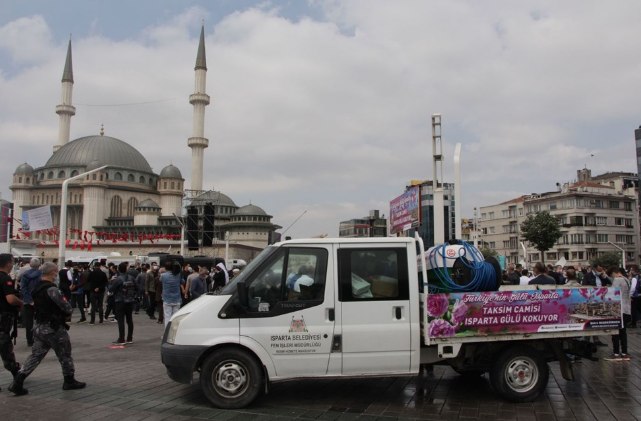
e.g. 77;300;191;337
212;263;228;293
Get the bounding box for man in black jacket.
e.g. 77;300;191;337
529;262;556;285
87;262;108;325
582;263;611;287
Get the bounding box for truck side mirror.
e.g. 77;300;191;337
237;280;249;307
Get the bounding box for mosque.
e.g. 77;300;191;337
9;27;280;257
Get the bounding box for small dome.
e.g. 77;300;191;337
135;199;161;210
235;204;267;216
160;164;182;179
86;158;101;171
15;163;34;175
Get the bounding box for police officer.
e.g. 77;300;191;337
8;262;85;395
0;253;23;392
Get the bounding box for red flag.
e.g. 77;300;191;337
80;241;85;250
88;241;92;251
66;239;71;247
72;241;78;250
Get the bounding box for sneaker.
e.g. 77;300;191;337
99;321;103;325
622;354;631;360
77;319;87;324
157;320;163;324
126;338;133;344
110;319;117;323
112;339;125;345
88;322;95;326
604;354;622;361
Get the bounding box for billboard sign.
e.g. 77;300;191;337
21;205;53;232
389;186;420;234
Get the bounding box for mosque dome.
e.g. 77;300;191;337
160;164;182;179
45;135;153;173
86;158;102;171
14;163;35;175
192;191;237;207
235;204;267;216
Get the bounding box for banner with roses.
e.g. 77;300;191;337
426;288;622;339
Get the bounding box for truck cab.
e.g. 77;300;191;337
162;237;421;408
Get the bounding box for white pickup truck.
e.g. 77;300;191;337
161;237;621;408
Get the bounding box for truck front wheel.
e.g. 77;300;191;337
490;346;548;403
200;348;263;409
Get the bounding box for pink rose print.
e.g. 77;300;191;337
451;299;468;325
427;294;449;318
428;319;455;337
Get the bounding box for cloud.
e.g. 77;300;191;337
1;2;640;239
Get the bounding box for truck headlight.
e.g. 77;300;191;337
166;314;189;344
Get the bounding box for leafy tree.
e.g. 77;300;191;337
520;211;562;264
590;251;622;269
479;246;498;259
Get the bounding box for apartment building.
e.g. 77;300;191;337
339;209;388;238
478;168;639;268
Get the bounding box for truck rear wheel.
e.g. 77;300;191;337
490;346;548;403
200;348;263;409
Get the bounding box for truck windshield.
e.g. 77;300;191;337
219;246;278;295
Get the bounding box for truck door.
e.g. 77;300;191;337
239;246;335;378
336;246;412;375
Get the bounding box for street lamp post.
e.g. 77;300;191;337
608;241;626;269
58;166;109;265
172;213;185;256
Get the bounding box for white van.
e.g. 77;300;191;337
161;237;621;408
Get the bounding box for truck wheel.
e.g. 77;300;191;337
490;346;548;403
200;348;263;409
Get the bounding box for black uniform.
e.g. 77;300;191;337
0;270;21;385
17;281;75;380
87;268;108;324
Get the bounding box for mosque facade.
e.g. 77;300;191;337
9;27;280;253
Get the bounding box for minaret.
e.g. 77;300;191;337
54;38;76;153
188;25;210;192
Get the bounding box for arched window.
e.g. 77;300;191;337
149;178;154;186
18;177;22;183
163;182;167;189
127;197;138;217
111;196;123;217
47;171;53;179
115;172;122;181
100;175;103;181
25;177;29;183
127;174;135;182
177;182;181;190
58;171;65;178
171;182;175;189
70;170;79;177
139;176;145;184
92;174;97;180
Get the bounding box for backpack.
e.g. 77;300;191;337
121;275;137;304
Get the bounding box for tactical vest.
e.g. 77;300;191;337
32;281;65;325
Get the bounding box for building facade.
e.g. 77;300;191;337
339;210;388;238
404;181;456;248
478;168;639;268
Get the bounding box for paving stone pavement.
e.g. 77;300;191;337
3;311;641;421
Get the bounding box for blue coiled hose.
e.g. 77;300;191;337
427;242;497;292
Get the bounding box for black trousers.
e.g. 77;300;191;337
104;294;115;319
70;294;86;321
115;302;134;341
612;314;631;354
146;292;156;317
90;291;105;323
23;305;35;345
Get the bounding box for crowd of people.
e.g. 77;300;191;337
502;261;638;361
1;254;240;396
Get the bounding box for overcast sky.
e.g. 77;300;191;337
1;1;639;239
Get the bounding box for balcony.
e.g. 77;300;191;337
562;223;584;228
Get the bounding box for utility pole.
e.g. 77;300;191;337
432;114;445;245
